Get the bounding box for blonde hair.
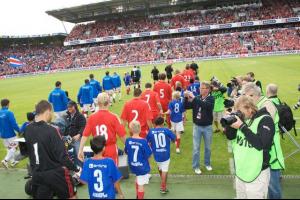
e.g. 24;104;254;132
172;91;181;100
175;81;182;88
129;121;141;135
234;96;258;113
242;82;261;97
97;92;110;107
266;83;278;97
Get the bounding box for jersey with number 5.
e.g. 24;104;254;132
83;110;126;145
146;128;176;162
153;80;172;109
121;98;153;138
125;138;152;176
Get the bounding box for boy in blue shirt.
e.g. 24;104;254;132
0;99;20;168
89;74;102;111
48;81;69;118
123;72;132;95
77;79;94;118
165;91;186;154
188;77;201;97
80;135;124;199
112;72;122;102
125;121;152;199
146;117;176;194
102;71;115;106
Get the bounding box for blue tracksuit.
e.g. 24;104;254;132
90;79;102;98
48;88;68;112
77;84;93;105
124;75;131;86
0;108;20;139
102;75;114;91
111;74;121;89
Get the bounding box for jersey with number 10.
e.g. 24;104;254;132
80;158;122;199
146;128;176;162
125;138;152;176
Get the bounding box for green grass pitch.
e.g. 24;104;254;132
0;55;299;176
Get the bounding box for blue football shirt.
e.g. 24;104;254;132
168;100;185;123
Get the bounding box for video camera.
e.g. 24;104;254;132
227;77;239;88
220;110;244;127
211;76;222;88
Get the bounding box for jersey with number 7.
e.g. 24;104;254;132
83;110;126;164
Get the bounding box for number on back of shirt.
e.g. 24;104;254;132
33;143;40;165
132;145;139;163
132;110;139;122
96;125;108;140
174;103;180;113
94;170;104;192
154;133;166;148
160;89;165;98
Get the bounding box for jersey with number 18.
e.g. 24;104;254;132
83;110;126;164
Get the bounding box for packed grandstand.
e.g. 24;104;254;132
0;0;300;76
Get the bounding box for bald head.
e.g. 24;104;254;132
266;84;278;98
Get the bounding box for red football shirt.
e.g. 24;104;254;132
121;98;153;138
153;80;172;110
182;69;195;83
83;110;126;145
170;74;187;89
141;89;161;120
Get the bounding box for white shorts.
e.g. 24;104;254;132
82;104;91;112
54;110;67;119
157;159;170;173
114;87;121;92
106;90;114;95
213;111;224;122
3;137;18;149
136;174;150;185
171;121;184;133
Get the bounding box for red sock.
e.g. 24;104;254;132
137;192;144;199
176;138;181;149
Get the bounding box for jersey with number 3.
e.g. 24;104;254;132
125;138;152;176
83;110;126;145
146;128;176;162
80;158;122;199
153;81;172;109
121;98;153;138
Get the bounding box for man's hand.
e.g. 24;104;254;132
73;134;81;141
230;116;243;130
78;150;84;162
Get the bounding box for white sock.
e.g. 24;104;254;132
5;147;16;162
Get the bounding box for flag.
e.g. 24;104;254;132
7;56;24;68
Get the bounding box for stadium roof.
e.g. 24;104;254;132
46;0;256;23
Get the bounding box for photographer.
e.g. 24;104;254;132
211;78;227;133
65;101;86;167
227;76;243;98
223;96;275;199
24;100;78;199
184;81;214;175
247;72;263;92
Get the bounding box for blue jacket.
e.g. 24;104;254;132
77;84;93;105
0;108;20;139
90;79;102;98
48;88;68;112
111;74;122;88
102;76;114;91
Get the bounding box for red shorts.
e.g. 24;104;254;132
103;144;119;165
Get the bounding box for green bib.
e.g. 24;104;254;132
233;115;267;183
269;97;285;170
212;91;225;112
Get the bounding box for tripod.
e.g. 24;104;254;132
281;126;300;159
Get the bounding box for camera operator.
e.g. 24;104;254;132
265;83;285;199
223;96;275;199
184;81;214;175
227;76;243;98
293;84;300;110
211;78;227;133
65;101;86;167
24;100;79;199
247;72;263;92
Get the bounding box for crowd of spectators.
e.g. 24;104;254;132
66;0;295;42
1;28;299;76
